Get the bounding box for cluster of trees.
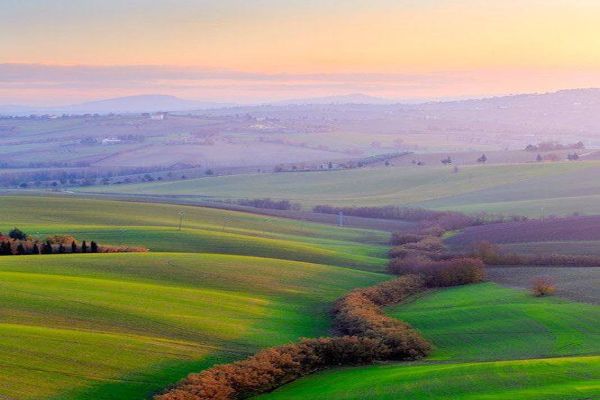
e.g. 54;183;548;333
4;164;175;189
388;227;485;286
525;141;584;152
389;256;485;287
0;237;99;256
471;241;600;267
315;205;532;238
0;228;144;256
235;198;301;211
156;275;432;400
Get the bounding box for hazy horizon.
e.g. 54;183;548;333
3;1;600;105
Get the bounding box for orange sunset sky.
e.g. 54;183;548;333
2;0;600;104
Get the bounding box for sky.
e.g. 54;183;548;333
2;0;600;105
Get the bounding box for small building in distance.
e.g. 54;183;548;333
101;137;122;145
149;112;167;120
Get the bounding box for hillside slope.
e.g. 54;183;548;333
0;195;389;399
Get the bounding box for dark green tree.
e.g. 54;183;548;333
71;241;77;253
16;243;26;255
90;241;98;253
81;240;88;253
42;241;53;254
8;227;27;240
1;242;12;255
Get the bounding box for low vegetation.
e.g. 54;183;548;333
471;240;600;267
234;198;301;211
531;276;557;297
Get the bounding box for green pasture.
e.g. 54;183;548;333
0;195;390;399
258;283;600;399
256;356;599;400
0;253;386;400
0;195;389;271
389;283;599;361
82;160;600;216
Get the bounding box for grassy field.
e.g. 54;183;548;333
0;195;389;271
82;160;600;217
257;283;600;399
0;195;389;399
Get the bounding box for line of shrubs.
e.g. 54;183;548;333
387;229;486;287
332;275;432;360
389;256;486;287
234;198;301;211
313;205;528;231
156;276;432;400
471;241;600;267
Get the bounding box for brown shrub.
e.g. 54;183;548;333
390;233;424;246
156;336;392;400
332;275;431;360
45;235;77;245
99;245;149;253
388;257;485;287
402;236;445;252
531;277;556;297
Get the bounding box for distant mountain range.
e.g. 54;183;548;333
2;88;600;116
0;95;233;115
273;93;394;105
0;93;395;115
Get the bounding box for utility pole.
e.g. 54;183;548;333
178;211;185;231
337;211;344;227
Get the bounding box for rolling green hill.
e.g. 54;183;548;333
257;283;600;399
81;160;600;217
0;195;389;399
0;195;389;271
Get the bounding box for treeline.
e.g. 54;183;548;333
234;198;301;211
0;229;146;255
0;164;172;188
156;275;432;400
387;227;486;287
332;275;431;359
524;141;584;152
471;241;600;267
389;257;485;287
313;205;527;232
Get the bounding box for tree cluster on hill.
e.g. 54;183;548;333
235;198;301;211
525;141;584;152
470;241;600;267
313;205;527;232
0;228;146;256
